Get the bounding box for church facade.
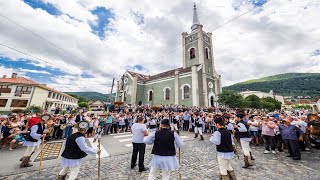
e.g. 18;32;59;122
116;5;222;107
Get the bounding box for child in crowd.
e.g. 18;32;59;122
9;128;29;151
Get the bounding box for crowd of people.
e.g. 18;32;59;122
0;105;319;179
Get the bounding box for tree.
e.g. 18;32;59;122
245;95;261;109
78;102;89;108
261;97;282;110
218;90;244;108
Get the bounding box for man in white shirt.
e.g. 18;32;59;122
131;117;149;172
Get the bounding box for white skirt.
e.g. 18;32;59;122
23;140;41;147
150;155;179;171
61;157;83;168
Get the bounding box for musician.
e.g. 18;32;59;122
58;121;100;180
234;112;254;168
144;119;184;180
170;112;179;134
147;115;158;133
210;115;237;180
193;112;204;140
20;115;49;168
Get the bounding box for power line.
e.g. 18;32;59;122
0;43;76;74
149;0;271;66
0;43;112;86
0;12;111;77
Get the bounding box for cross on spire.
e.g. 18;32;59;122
191;3;201;32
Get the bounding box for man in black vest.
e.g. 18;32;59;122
58;121;100;180
193;112;204;140
20;115;49;168
210;115;237;180
144;119;184;180
234;112;254;168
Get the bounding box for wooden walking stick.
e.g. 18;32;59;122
39;136;45;173
178;148;182;180
98;138;101;180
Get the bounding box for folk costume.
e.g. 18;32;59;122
210;115;237;180
20;115;49;168
144;119;184;180
235;112;254;168
170;114;179;134
147;118;158;133
58;121;98;180
193;112;204;140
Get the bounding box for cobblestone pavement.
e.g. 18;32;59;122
1;138;320;180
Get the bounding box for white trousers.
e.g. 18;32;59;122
148;166;170;180
24;145;39;156
217;157;233;175
240;139;251;156
194;127;203;135
171;124;178;131
59;166;81;180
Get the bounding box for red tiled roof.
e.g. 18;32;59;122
0;77;38;85
128;66;193;82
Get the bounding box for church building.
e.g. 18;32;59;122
116;4;222;107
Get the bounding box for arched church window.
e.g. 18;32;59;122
189;48;196;59
165;88;170;100
181;84;190;100
205;48;210;59
148;90;153;101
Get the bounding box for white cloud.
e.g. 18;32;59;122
0;0;319;93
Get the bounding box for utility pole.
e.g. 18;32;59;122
109;78;115;102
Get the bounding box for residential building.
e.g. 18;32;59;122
0;73;78;112
239;90;285;104
88;100;105;111
115;4;222;107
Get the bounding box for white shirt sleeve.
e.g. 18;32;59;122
143;131;156;145
210;131;221;145
30;125;42;140
75;136;97;155
238;123;248;132
174;132;184;149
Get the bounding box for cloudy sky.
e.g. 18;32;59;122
0;0;319;93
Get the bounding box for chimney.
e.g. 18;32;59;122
11;73;17;78
2;75;7;78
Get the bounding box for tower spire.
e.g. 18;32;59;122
191;3;201;32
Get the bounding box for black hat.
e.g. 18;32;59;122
161;119;170;126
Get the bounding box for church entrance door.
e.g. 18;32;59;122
210;96;214;107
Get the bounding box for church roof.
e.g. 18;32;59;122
128;66;193;82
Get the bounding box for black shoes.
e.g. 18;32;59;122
130;164;136;169
293;157;301;160
139;167;149;172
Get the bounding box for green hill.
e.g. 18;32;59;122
224;73;320;98
64;92;116;101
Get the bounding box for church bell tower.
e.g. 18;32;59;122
182;4;221;107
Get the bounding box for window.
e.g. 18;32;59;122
181;84;190;100
11;100;28;107
48;92;52;98
15;86;32;94
148;90;153;101
205;48;210;59
0;86;11;93
0;99;8;107
163;87;170;100
189;48;196;59
123;91;127;102
184;86;190;99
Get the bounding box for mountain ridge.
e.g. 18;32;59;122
224;73;320;99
